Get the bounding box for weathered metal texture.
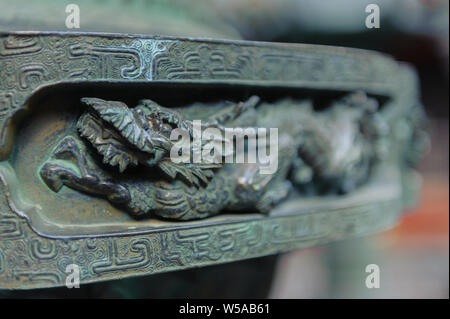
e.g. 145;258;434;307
0;31;427;289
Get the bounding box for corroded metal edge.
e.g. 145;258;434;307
0;31;421;289
0;31;406;156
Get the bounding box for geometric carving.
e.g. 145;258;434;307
0;31;426;289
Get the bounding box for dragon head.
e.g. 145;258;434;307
78;98;173;172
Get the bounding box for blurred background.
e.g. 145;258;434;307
0;0;448;298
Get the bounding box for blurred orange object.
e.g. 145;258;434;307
381;176;449;247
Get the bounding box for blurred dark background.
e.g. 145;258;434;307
0;0;448;298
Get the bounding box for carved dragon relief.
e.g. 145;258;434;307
39;92;388;220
